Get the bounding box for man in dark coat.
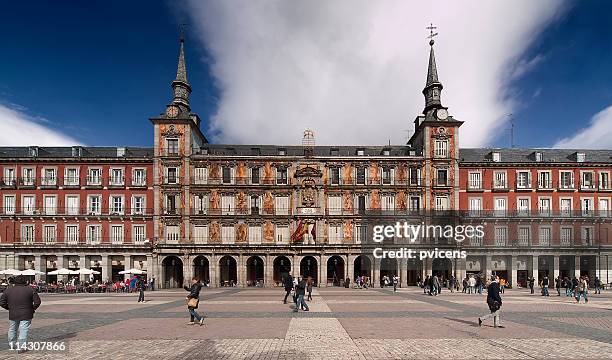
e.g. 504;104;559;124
0;275;41;349
478;275;504;328
283;273;294;304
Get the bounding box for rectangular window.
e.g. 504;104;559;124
193;225;208;244
600;172;610;190
110;225;124;244
492;152;501;162
381;194;395;212
66;195;79;215
110;196;124;214
493;171;507;189
21;168;34;186
222;167;232;184
516;171;531;189
494;227;507;246
248;225;261;244
194;167;208;185
88;168;102;185
133;225;146;244
250;196;260;214
538;171;551;189
409;167;421;185
43;225;57;244
88;196;101;215
166;194;178;214
276;168;288;185
110;168;124;186
539;227;551;246
64;168;79;186
330;168;340;185
436;169;448;186
165;225;180;243
582;172;595;189
250;168;260;184
582;227;593;245
275;195;289;215
21;225;35;244
560;198;572;216
581;198;592;216
559;171;574;189
87;225;101;245
494;197;506;216
434;140;448;158
193;195;207;215
356;168;366;185
470;231;483;246
44;196;56;215
166;167;178;184
560;227;572;245
328;225;342;244
435;196;448;211
539;198;551;216
276;225;289;244
166;139;179;156
132;196;145;215
65;225;79;245
3;168;16;186
4;195;16;215
468;198;482;216
410;196;420;212
517;227;530;246
599;198;609;217
327;195;342;215
221;195;235;215
42;168;57;186
220;225;234;244
22;195;35;215
382;168;392;185
355;225;367;244
132;168;146;186
468;172;482;189
517;198;530;216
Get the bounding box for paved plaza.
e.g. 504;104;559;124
0;286;612;359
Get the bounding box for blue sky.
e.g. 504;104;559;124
1;1;611;148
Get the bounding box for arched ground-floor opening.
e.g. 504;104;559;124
380;258;398;287
326;255;345;286
273;256;291;286
219;256;237;286
193;256;210;285
300;256;318;285
354;255;372;281
162;256;183;289
246;256;264;286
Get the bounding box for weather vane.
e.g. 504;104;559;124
426;23;438;45
179;23;188;41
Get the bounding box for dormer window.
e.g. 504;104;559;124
72;146;82;157
535;152;543;162
576;152;586;163
330;148;339;156
383;149;390;156
29;147;38;157
356;149;365;156
278;148;286;156
492;152;501;163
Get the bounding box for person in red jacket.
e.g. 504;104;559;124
0;275;42;352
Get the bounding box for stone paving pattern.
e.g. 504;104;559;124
0;287;611;359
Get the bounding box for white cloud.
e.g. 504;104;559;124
185;0;567;146
553;105;612;149
0;104;80;146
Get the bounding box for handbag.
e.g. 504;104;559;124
488;299;500;312
187;297;199;309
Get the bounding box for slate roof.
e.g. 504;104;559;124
0;147;153;159
460;148;612;164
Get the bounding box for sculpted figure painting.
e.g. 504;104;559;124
396;191;407;210
210;190;220;211
343;164;353;184
236;223;247;243
343;191;353;212
236;192;247;213
370;190;381;210
263;221;274;243
263;191;274;214
210;222;220;243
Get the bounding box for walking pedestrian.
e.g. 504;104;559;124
393;275;399;292
432;275;440;296
594;277;602;295
555;276;562;296
478;275;504;328
528;277;535;294
293;277;309;312
183;277;204;326
575;276;589;303
449;275;456;293
283;273;294;304
541;275;550;296
423;275;430;294
0;275;42;352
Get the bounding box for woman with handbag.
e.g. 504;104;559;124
183;277;204;326
478;275;504;328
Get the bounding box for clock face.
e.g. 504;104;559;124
436;108;448;120
166;106;179;118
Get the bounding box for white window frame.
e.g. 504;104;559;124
3;195;16;215
133;224;146;244
434;140;448;158
63;167;80;186
109;168;124;186
132;168;146;186
132;195;146;215
87;225;101;245
110;195;125;215
538;226;551;246
21;224;35;244
468;171;482;190
88;195;101;215
493;171;507;189
65;195;80;215
110;224;124;244
87;168;102;185
65;224;79;245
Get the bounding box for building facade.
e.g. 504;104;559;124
0;37;610;288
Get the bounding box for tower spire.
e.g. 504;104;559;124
422;23;444;116
171;25;191;112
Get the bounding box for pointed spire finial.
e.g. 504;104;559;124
422;23;443;115
171;24;191;112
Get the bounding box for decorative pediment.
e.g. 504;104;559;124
160;125;183;138
295;166;322;178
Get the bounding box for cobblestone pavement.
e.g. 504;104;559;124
0;287;611;359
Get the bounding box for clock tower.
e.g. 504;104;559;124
409;26;463;212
